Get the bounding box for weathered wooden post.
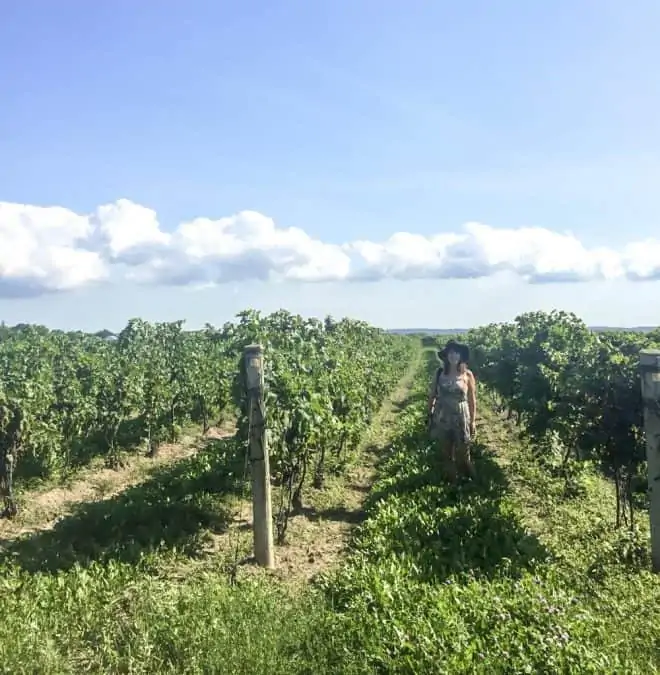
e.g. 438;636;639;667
244;344;275;568
639;349;660;573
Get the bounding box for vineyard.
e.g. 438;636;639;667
0;310;412;534
467;310;660;530
0;310;659;673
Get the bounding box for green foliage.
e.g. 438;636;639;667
227;310;414;541
0;311;413;522
0;349;657;673
467;310;658;527
0;561;333;674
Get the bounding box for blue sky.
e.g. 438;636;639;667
1;0;659;331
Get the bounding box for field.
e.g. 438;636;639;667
0;310;659;673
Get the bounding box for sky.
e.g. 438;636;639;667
1;0;660;332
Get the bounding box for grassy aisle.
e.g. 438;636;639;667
0;347;423;674
0;421;235;544
308;350;660;673
272;345;424;585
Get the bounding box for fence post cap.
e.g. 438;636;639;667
640;349;660;370
244;344;263;354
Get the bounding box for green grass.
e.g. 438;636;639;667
0;561;330;674
312;352;660;673
0;349;658;673
1;436;246;573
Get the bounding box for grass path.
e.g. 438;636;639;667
308;352;660;673
266;344;424;584
0;421;235;545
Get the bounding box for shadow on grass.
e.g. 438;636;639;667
0;437;248;574
358;424;550;583
391;389;428;413
346;483;371;495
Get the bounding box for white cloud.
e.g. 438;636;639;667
121;210;351;286
0;198;658;298
0;202;107;297
350;222;626;284
91;199;170;264
620;239;660;281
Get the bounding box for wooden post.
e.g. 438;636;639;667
639;349;660;573
244;344;275;568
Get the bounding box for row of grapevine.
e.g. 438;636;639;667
229;310;414;541
0;310;413;525
467;310;660;528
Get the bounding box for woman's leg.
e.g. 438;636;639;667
442;437;458;482
435;433;455;481
455;440;475;478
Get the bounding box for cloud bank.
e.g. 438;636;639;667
0;198;658;298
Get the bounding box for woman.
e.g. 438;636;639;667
427;339;477;479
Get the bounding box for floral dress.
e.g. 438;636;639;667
429;370;472;444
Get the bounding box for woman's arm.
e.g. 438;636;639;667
467;370;477;424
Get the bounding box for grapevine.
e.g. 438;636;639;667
0;311;414;526
468;310;658;528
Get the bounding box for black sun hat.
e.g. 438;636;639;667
437;339;470;363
